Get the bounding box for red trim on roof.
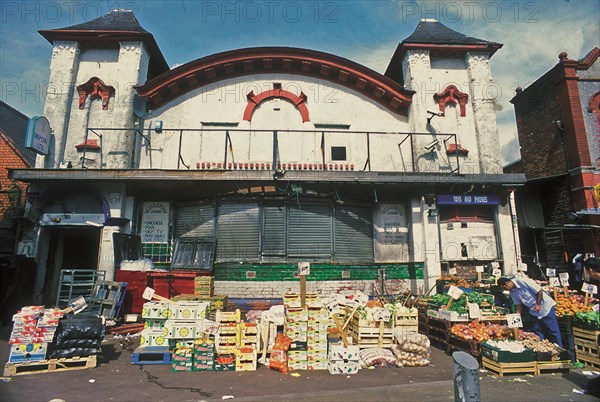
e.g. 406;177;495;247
136;47;414;115
578;47;600;70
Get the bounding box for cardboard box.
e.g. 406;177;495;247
165;321;199;339
142;302;173;319
307;321;328;332
286;308;308;322
214;354;235;371
8;342;48;363
140;328;168;347
144;319;166;329
288;350;308;362
173;302;210;320
307;358;328;370
307;350;328;360
216;310;241;323
328;360;360;375
283;293;301;308
288;360;308;370
193;360;214;371
308;308;329;322
328;344;360;361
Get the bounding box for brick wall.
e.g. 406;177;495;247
0;134;29;222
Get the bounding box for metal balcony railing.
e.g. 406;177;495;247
83;127;462;174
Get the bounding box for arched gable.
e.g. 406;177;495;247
136;47;414;116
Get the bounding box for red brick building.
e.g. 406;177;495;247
506;48;600;270
0;101;36;255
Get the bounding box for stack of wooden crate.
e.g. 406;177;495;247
574;326;600;370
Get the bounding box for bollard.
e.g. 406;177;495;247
452;351;480;402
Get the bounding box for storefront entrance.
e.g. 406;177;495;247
37;227;101;306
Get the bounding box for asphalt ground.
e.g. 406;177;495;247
1;329;599;402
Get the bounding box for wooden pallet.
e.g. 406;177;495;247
536;360;571;375
482;357;537;377
574;339;599;356
131;346;171;365
575;349;600;370
573;327;600;344
4;355;97;377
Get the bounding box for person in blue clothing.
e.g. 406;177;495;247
497;276;563;347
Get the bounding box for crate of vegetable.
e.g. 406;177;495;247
481;340;536;363
572;311;600;331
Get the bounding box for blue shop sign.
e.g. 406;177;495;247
437;194;500;205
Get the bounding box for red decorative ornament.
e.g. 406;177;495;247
244;83;309;122
77;77;115;110
434;85;468;117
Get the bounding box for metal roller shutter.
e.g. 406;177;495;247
288;203;332;260
263;204;286;256
175;203;215;238
334;206;374;262
216;202;260;262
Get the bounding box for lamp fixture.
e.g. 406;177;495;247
427;209;439;218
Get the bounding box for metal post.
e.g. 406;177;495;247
452;351;480;402
177;130;183;169
272;130;278;169
82;128;89;168
366;132;371;171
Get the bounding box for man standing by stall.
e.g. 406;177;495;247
497;277;563;347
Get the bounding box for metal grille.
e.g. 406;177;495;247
288;203;332;260
216;202;260;261
334;206;374;262
263;204;286;256
175;203;215;238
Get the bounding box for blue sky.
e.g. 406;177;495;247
1;0;598;164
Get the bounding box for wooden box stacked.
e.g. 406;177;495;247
285;308;308;370
194;276;214;298
235;346;257;371
216;310;241;355
307;308;328;370
573;326;600;370
347;314;393;349
394;309;419;338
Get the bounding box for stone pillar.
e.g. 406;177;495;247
40;41;80;168
103;41;150;168
465;52;502;174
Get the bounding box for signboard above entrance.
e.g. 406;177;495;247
437;195;500;205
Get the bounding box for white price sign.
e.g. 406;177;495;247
559;272;570;286
373;308;391;322
546;268;556;277
142;287;155;300
468;302;481;319
549;277;561;287
298;262;310;276
449;267;457;275
492;268;502;278
475;266;485;273
447;285;464;300
491;261;500;269
582;283;598;295
518;263;528;272
506;313;523;328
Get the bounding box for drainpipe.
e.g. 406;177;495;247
508;191;522;272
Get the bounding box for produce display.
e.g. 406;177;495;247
572;311;600;330
450;320;509;343
521;338;562;357
554;294;592;317
391;333;431;367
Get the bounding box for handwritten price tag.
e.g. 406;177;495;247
546;268;556;277
518;263;527;272
559;272;569;286
506;313;523;328
476;266;484;273
373;308;391;322
449;267;457;275
492;268;502;278
491;261;500;269
298;262;310;276
447;285;464;300
549;277;561;287
582;283;598;295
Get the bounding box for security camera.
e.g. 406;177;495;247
426;110;444;125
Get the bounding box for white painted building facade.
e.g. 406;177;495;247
11;12;525;307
